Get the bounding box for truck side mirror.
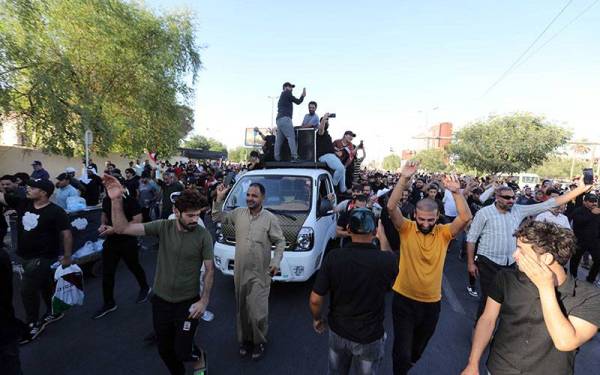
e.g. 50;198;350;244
319;198;333;216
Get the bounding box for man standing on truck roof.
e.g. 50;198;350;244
212;182;286;360
275;82;305;162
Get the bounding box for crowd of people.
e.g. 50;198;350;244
1;102;600;374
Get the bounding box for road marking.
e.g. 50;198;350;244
442;273;466;316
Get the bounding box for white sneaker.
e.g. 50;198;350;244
467;286;479;298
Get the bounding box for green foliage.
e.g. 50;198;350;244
182;135;227;153
529;156;589;180
412;148;448;173
382;154;401;171
0;0;201;157
449;113;571;174
228;146;252;163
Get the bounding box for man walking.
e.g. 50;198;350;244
30;160;49;180
160;171;184;219
466;181;591;318
275;82;305;162
104;175;214;375
0;179;73;344
92;176;151;319
54;173;81;210
570;193;600;284
310;208;398;374
386;161;472;375
213;182;286;360
461;221;600;375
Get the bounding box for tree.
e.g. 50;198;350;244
228;146;252;163
530;156;588;180
569;140;591;179
449;113;571;174
382;154;401;171
182;135;227;153
413;148;448;172
0;0;201;157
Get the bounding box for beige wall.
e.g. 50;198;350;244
0;145;134;178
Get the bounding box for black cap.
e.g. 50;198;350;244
348;208;376;234
344;130;356;137
584;193;598;202
27;178;55;196
56;173;69;181
282;82;295;89
32;160;42;166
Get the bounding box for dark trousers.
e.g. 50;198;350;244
392;292;441;375
0;340;23;375
476;255;514;318
21;257;55;323
102;241;149;305
570;242;600;282
152;295;200;375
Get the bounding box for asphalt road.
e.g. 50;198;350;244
13;246;600;375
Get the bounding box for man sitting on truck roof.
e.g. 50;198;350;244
316;113;348;195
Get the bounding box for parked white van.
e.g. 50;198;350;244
213;165;338;282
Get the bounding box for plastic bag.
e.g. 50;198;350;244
67;196;87;212
52;264;84;314
72;241;95;260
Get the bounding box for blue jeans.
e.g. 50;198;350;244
275;116;297;160
328;330;385;375
319;154;347;193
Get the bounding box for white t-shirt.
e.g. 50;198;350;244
535;211;571;230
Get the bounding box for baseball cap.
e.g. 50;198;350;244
27;178;55;196
65;167;76;173
282;82;295;89
56;173;69;181
344;131;356;137
348;208;376;234
32;160;42;166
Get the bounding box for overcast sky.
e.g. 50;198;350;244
147;0;600;161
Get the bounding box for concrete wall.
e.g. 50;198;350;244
0;145;134;178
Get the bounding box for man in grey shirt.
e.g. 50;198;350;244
301;101;319;129
467;181;591;318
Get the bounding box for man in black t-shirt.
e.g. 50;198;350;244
316;113;348;194
310;208;398;374
92;178;151;319
0;178;73;344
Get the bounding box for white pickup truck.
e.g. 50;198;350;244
213;165;337;282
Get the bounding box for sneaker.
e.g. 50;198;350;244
92;304;118;320
41;312;64;327
239;341;252;358
467;286;479;298
19;321;45;345
251;343;266;361
136;287;152;304
201;310;215;322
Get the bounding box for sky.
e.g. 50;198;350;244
146;0;600;161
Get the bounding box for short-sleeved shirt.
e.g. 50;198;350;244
102;195;141;245
392;220;454;302
54;184;80;210
313;243;398;343
144;220;214;303
5;195;70;259
487;270;600;375
302;113;320;128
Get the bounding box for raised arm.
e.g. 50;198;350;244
554;178;592;207
317;113;330;136
387;161;419;231
444;175;473;236
102;175;146;236
211;183;233;224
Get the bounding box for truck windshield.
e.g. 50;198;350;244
225;175;312;212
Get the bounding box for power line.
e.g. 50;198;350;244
481;0;574;97
515;0;600;70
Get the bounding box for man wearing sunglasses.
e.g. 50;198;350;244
466;180;592;319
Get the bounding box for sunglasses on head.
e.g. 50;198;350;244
499;195;516;200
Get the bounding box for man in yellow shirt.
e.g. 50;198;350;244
387;161;472;375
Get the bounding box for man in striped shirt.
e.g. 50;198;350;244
466;181;591;318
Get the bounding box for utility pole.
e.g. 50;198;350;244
267;96;277;128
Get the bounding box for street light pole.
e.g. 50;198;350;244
267;95;277;128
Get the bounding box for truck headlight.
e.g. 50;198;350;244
296;227;314;251
216;222;225;243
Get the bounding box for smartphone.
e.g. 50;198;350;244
583;168;594;185
223;173;234;187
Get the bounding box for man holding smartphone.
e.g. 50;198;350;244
212;182;286;360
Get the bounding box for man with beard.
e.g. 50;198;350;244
300;101;320;128
386;161;472;375
408;178;426;205
213;182;286;360
104;175;214;375
466;181;591;319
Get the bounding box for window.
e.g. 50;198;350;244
225;175;312;212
